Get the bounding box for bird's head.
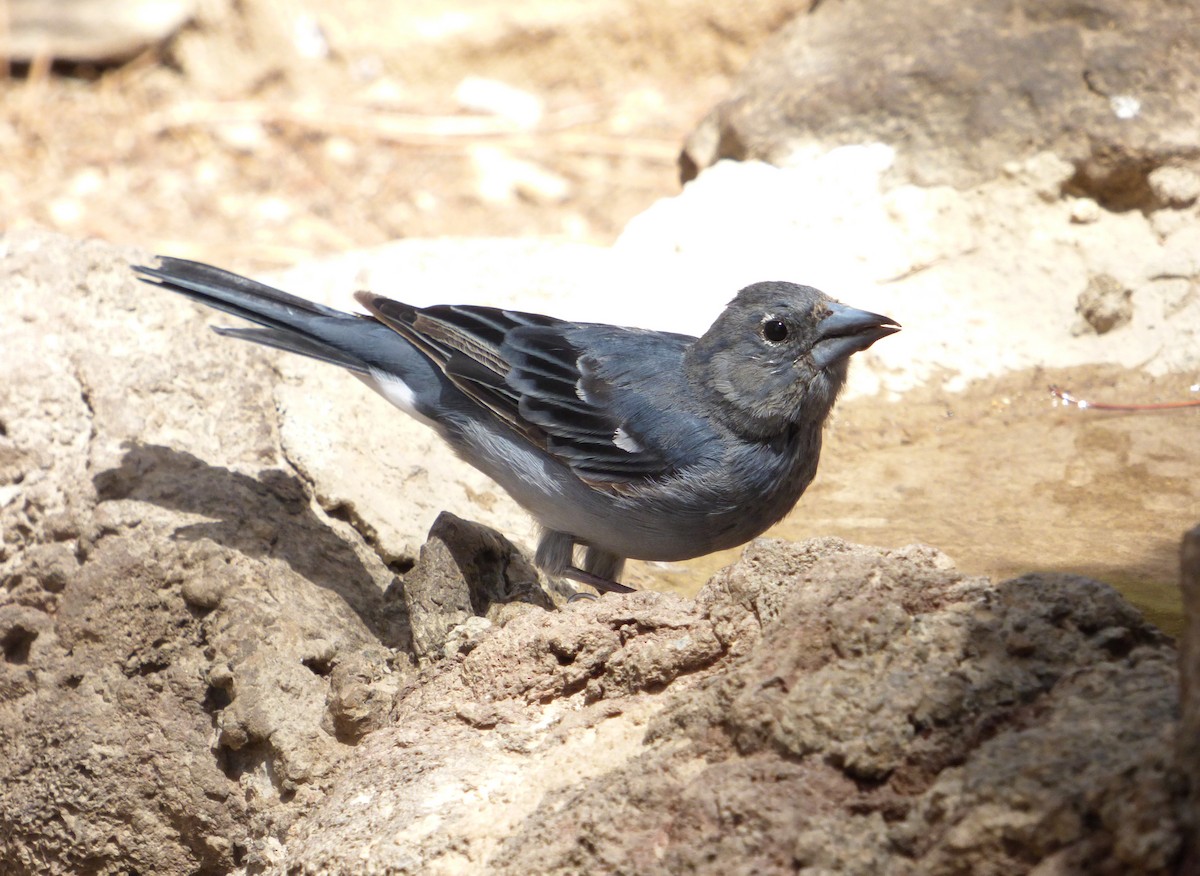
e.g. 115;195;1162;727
685;281;899;437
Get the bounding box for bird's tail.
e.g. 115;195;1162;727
133;257;374;372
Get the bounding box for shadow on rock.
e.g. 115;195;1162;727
93;442;411;650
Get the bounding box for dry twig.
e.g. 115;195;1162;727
142;100;680;160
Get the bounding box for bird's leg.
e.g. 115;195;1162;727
583;546;625;583
536;530;575;575
538;532;635;597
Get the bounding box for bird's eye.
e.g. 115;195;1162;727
761;318;789;343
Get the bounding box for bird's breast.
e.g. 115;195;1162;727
602;421;824;561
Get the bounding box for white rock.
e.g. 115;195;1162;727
1069;198;1101;224
470;146;570;205
1148;165;1200;207
454;77;544;130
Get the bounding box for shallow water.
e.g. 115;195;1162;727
633;366;1199;636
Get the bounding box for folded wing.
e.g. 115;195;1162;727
358;295;703;485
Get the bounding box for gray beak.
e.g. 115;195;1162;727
811;302;900;369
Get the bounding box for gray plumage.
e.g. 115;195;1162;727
134;258;899;594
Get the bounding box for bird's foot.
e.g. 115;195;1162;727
562;566;636;596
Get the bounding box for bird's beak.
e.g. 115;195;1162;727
811;302;900;369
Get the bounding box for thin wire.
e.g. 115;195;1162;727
1049;385;1200;412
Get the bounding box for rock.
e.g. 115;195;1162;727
1070;197;1102;224
1075;273;1132;335
325;648;401;744
1149;166;1200;209
0;230;410;872
454;76;544;130
401;511;556;662
2;0;194;63
283;538;1184;874
1157;225;1200;283
682;0;1200;209
1012;151;1076;203
616;151;1200;395
470;145;573;205
442;615;494;661
1180;524;1200;874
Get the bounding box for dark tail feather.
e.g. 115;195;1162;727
134;257;371;373
212;326;369;372
134;257;348;328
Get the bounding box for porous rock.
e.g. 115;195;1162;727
285;539;1185;875
1180;524;1200;874
682;0;1200;209
401;510;557;662
1075;273;1132;335
0;229;412;873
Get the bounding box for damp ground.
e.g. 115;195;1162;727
642;365;1198;635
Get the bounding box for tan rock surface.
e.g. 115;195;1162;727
286;539;1183;875
682;0;1200;202
0;231;408;872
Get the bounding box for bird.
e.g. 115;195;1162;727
133;258;899;595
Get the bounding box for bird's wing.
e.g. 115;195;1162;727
357;295;707;485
